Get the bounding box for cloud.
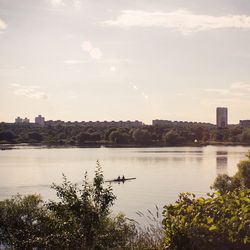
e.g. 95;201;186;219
201;81;250;107
81;41;102;60
73;0;81;10
230;82;250;91
102;9;250;34
48;0;81;9
205;82;250;97
204;88;232;95
11;84;48;100
49;0;65;6
201;97;244;107
0;18;7;30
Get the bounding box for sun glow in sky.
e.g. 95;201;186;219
1;0;250;124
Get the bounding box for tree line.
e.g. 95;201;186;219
1;123;250;146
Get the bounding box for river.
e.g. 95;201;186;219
0;145;249;221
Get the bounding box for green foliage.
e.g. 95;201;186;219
28;132;43;142
163;130;183;146
77;131;101;144
164;152;250;250
0;130;16;142
132;128;152;144
0;194;51;249
162;190;250;250
213;152;250;192
109;129;130;144
0;161;136;249
241;128;250;143
237;160;250;188
212;174;240;193
212;129;230;142
2;122;250;146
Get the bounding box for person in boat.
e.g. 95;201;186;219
117;176;121;181
122;175;125;181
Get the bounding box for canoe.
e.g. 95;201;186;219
105;177;136;183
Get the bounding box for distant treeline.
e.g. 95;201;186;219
1;122;250;146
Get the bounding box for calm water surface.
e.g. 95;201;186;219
0;146;249;220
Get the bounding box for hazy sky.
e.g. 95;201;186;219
1;0;250;124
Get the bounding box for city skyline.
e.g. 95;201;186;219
8;106;249;126
1;0;250;124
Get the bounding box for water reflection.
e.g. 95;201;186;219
216;151;228;175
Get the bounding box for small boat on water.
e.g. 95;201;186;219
106;177;136;183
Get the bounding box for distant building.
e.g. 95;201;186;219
35;115;45;126
239;120;250;128
152;119;214;128
15;117;23;124
23;117;30;124
152;120;172;126
216;107;228;128
44;120;143;127
80;120;143;128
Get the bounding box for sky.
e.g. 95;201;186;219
1;0;250;124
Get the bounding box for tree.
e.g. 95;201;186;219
0;162;135;249
77;132;90;144
212;174;240;193
0;194;51;249
88;132;101;142
193;126;204;141
212;129;230;142
213;152;250;192
28;132;43;142
109;130;130;144
163;190;250;250
132;128;152;144
77;132;101;144
46;161;117;248
236;160;250;188
241;129;250;144
0;131;16;142
163;130;182;146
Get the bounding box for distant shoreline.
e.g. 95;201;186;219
1;141;250;150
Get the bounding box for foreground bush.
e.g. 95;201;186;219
0;194;52;249
163;154;250;250
213;152;250;193
162;190;250;250
0;161;137;249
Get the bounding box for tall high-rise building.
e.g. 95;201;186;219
216;107;228;128
35;115;45;126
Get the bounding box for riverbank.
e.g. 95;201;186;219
1;141;249;150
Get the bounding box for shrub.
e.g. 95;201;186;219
162;190;250;250
0;194;51;249
0;161;136;249
213;152;250;193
